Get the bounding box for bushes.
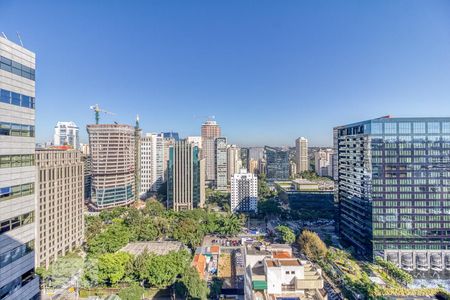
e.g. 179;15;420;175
374;256;413;284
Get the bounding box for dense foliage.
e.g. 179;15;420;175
117;285;145;300
258;173;277;200
374;256;413;284
176;266;209;300
36;252;83;288
275;225;296;244
297;229;327;261
84;200;244;256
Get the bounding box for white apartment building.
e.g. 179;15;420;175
0;36;40;300
231;169;258;213
140;133;165;194
314;148;333;177
35;149;84;268
295;137;308;173
53;121;79;149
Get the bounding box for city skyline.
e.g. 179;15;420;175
2;1;450;146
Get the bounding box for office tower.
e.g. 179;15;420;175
134;117;141;201
230;169;258;213
215;137;228;191
162;137;175;182
314;148;333;177
295;137;308;173
35;149;84;268
227;145;242;183
167;140;205;211
186;136;202;148
53;121;79;149
141;133;165;194
258;159;267;175
240;147;250;171
0;36;40;299
201;119;221;184
86;124;136;210
265;146;289;180
162;131;179;141
334;117;450;272
83;155;92;201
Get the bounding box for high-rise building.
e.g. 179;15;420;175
35;149;84;268
265;146;289;180
231;169;258;213
162;137;175;181
215;137;228;191
0;36;40;299
87;124;136;210
53;121;79;149
80;143;90;155
334;117;450;272
314;148;333;177
83;154;92;201
201;119;221;184
141;133;165;194
227;145;242;183
289;161;297;178
162;131;179;141
167;140;205;211
295;137;308;173
249;159;259;174
186;136;202;148
240;147;250;171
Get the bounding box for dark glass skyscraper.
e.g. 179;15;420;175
265;146;290;180
334;117;450;273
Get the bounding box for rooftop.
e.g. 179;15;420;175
266;259;302;268
120;241;183;256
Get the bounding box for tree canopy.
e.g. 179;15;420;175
298;229;328;261
276;225;296;244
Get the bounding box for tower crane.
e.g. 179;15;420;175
89;104;116;124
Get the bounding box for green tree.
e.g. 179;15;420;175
85;215;105;241
38;252;83;288
117;284;145;300
258;173;277;200
298;230;328;261
143;199;166;216
177;267;209;300
86;223;131;255
258;199;282;217
142;250;190;288
217;214;243;236
172;218;204;248
96;252;132;285
276;225;296;244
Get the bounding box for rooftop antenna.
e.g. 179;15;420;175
1;32;8;40
16;32;23;47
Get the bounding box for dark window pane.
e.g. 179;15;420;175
0;56;12;65
21;96;30;108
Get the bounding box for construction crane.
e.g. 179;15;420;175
89;104;116;124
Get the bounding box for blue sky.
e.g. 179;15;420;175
1;0;450;147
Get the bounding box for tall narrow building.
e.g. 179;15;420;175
86;124;136;210
227;145;242;183
53;121;79;149
201;119;221;185
35;148;84;268
0;36;40;299
295;137;308;173
167;140;205;211
240;147;250;172
141;133;165;194
335;117;450;272
231;169;258;213
215;137;228;191
314;148;333;177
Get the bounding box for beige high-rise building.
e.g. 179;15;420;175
86;124;136;210
249;159;259;174
35;149;84;268
295;137;309;173
314;148;333;177
227;145;242;183
167;140;205;211
201;119;221;184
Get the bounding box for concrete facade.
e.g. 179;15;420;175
215;137;228;191
201;120;221;184
140;133;165;194
231;169;258;213
295;137;309;173
53;121;79;149
35;149;84;268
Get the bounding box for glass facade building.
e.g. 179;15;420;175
334;117;450;273
265;146;290;180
